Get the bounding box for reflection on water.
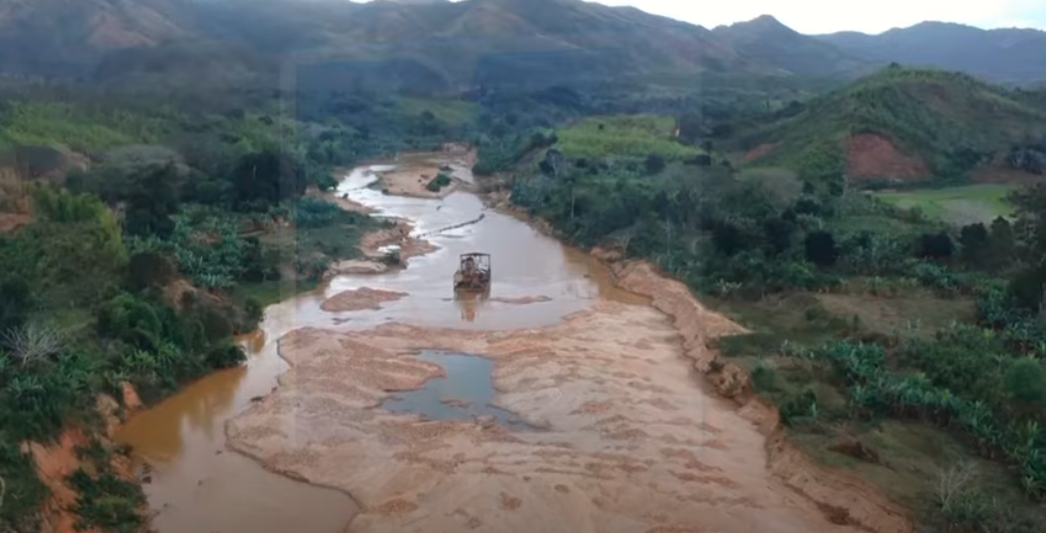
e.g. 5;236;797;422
121;366;247;463
382;350;538;432
116;155;645;533
454;290;489;323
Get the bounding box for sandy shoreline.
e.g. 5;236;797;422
226;260;909;533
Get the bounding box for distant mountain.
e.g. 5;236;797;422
713;15;871;78
3;0;1046;94
0;0;195;78
818;22;1046;85
0;0;779;92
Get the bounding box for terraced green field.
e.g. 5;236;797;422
556;115;701;160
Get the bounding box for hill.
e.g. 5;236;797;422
734;66;1046;185
712;15;871;78
818;22;1046;85
0;0;779;92
0;0;196;79
5;0;1046;94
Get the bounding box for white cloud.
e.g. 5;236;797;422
590;0;1046;34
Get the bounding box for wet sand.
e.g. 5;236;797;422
226;264;908;533
321;288;408;312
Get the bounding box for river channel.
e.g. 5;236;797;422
115;155;635;533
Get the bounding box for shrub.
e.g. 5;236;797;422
426;173;453;193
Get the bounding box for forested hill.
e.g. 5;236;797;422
0;0;772;92
4;0;1046;93
729;66;1046;185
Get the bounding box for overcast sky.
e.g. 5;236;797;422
592;0;1046;34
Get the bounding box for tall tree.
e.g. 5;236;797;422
232;149;307;208
124;164;182;238
959;223;990;269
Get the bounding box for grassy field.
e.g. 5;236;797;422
556;115;701;160
0;101;181;151
874;184;1015;225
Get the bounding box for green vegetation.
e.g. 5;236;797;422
501;108;1046;530
875;184;1016;225
426;173;453;193
0;188;250;531
731;67;1046;182
0;101;184;152
557;116;699;160
68;441;144;533
0;85;458;532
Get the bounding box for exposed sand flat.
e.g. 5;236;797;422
379;168;460;199
375;144;476;199
359;219;438;261
226;262;909;533
323;260;390;280
320;288;409;313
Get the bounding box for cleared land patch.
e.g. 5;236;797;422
874;184;1014;224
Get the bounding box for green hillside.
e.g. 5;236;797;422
735;66;1046;183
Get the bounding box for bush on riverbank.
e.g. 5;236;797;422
0;188;261;531
426;173;453;192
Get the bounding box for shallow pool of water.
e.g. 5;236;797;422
382;350;538;432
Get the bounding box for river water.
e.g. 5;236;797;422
115;156;635;533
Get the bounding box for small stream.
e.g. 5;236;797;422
115;153;635;533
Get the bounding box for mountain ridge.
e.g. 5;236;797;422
2;0;1046;89
817;21;1046;84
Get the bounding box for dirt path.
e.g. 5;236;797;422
225;262;909;533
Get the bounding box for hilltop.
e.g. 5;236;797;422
733;66;1046;185
712;15;872;78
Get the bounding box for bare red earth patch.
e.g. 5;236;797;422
846;133;931;181
0;213;30;233
744;143;778;162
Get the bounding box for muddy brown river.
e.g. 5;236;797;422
116;153;900;533
115;158;640;533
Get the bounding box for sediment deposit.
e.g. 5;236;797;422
227;263;909;533
320;288;409;313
